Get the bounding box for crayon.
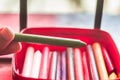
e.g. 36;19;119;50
82;51;91;80
86;45;99;80
101;46;114;74
92;42;109;80
73;48;84;80
109;72;117;79
56;53;61;80
66;48;75;80
30;50;42;78
22;46;34;77
61;51;67;80
39;47;49;79
48;51;58;79
14;33;86;48
47;51;52;76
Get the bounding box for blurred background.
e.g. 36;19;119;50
0;0;119;51
0;0;119;14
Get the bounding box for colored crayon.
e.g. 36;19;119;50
92;42;109;80
82;51;91;80
56;53;61;80
86;45;99;80
30;50;42;78
61;51;67;80
14;33;86;48
109;72;117;79
66;48;75;80
39;47;49;79
73;48;84;80
48;51;58;79
47;51;52;76
101;46;114;74
22;46;34;77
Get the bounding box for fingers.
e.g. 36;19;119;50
0;27;14;50
0;41;21;55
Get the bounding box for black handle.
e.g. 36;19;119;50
20;0;104;30
94;0;104;29
20;0;27;31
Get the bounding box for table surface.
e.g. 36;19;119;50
0;13;120;79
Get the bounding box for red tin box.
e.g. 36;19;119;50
12;27;120;80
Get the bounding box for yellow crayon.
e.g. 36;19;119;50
109;72;117;80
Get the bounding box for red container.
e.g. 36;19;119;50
12;27;120;80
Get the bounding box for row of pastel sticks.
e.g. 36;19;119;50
21;42;119;80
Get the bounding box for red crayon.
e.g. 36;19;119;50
82;51;91;80
101;46;115;74
73;48;84;80
56;53;61;80
39;47;49;79
48;51;58;79
67;48;75;80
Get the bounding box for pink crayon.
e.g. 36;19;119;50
101;46;114;74
48;51;58;79
39;47;49;79
82;51;91;80
73;48;84;80
22;46;34;77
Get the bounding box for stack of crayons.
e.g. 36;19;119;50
20;42;120;80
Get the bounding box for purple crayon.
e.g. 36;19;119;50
61;51;67;80
86;45;99;80
56;52;61;80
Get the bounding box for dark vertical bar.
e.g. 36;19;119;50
20;0;27;31
94;0;104;29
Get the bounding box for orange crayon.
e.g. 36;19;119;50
73;48;84;80
92;42;109;80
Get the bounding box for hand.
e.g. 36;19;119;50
0;27;21;55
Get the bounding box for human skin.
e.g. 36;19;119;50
0;27;21;55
